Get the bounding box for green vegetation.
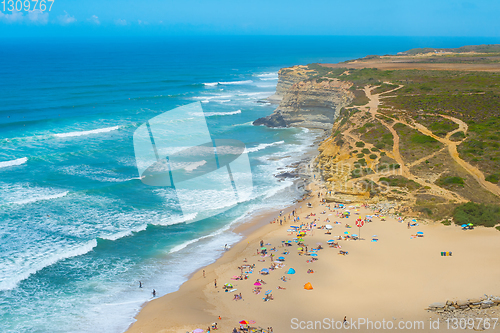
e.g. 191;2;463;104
351;168;374;179
361;148;370;154
485;173;500;184
349;89;370;106
379;175;421;191
355;141;365;148
453;202;500;228
376;163;400;172
369;154;377;159
411;134;438;144
372;83;399;94
450;131;465;141
437;176;465;187
441;219;452;226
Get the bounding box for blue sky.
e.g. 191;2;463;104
1;0;500;37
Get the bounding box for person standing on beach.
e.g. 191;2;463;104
139;281;142;288
214;279;217;288
152;289;156;297
260;240;264;247
203;270;206;278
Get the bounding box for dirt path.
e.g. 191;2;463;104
411;116;500;197
362;86;467;202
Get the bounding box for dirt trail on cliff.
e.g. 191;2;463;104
361;86;467;202
412;115;500;197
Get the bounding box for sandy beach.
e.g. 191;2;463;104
126;180;500;333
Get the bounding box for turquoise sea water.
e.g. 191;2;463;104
1;36;499;332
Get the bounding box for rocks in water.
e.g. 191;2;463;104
253;113;287;128
428;295;500;313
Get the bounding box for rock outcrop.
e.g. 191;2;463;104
255;77;354;129
266;65;316;103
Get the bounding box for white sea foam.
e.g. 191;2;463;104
260;77;279;81
0;239;98;291
0;157;28;169
99;225;148;241
217;80;253;85
203;82;219;86
54;126;121;138
12;191;69;205
246;140;284;153
204;110;241;117
255;72;278;78
149;212;198;227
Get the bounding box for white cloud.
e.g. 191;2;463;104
0;10;24;23
28;10;49;25
58;11;76;25
88;15;100;25
114;18;127;26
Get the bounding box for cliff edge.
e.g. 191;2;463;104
254;67;354;129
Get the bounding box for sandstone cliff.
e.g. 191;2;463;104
255;76;354;130
266;65;317;103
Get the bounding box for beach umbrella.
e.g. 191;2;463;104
261;268;269;272
254;282;261;286
352;234;358;237
290;226;299;229
468;223;473;226
327;240;335;243
298;238;304;242
417;231;424;235
412;219;417;222
287;268;296;274
304;282;313;290
249;320;256;324
239;320;249;325
278;256;285;261
297;247;303;251
287;229;294;232
344;231;349;235
325;224;333;229
265;290;272;295
192;329;204;333
224;283;233;287
260;247;267;250
310;253;317;257
461;224;467;228
372;235;377;238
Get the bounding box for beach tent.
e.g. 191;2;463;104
304;282;313;290
325;224;333;229
287;268;296;274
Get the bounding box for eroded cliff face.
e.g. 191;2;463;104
266;65;317;103
255;76;354;130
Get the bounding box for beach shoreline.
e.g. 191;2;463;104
126;176;500;333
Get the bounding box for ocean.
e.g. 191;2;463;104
1;35;498;332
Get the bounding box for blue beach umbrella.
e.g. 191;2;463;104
310;253;318;257
287;268;296;274
352;234;358;237
327;240;335;243
265;290;272;295
416;231;424;235
461;224;467;228
278;256;285;261
261;268;269;273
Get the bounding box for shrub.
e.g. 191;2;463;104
369;154;377;159
453;202;500;228
437;176;465;187
411;134;438;144
362;148;370;154
485;174;499;184
355;141;365;148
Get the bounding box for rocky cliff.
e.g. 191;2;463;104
266;65;317;103
254;74;354;129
